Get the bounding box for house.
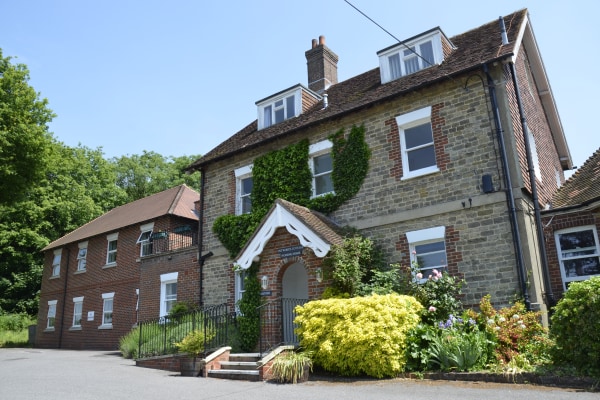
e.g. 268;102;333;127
542;148;600;297
35;185;200;350
186;7;573;339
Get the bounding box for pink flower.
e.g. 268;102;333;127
416;273;423;280
429;306;437;312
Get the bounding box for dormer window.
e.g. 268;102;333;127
378;28;450;84
256;84;320;130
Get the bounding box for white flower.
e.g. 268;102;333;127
512;314;520;320
498;317;506;323
487;319;495;325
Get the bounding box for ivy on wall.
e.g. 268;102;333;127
213;124;370;258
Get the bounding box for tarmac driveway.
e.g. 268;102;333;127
0;348;596;400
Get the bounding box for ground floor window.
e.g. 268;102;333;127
555;226;600;290
101;292;114;328
406;226;447;283
72;297;84;328
47;300;57;330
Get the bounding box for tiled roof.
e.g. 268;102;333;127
188;9;527;170
551;148;600;209
276;199;345;247
42;184;199;251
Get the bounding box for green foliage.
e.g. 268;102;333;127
175;329;215;357
252;139;312;217
268;350;313;383
213;125;370;257
295;293;423;378
479;295;550;369
550;277;600;377
236;263;262;352
0;313;35;348
213;213;261;258
0;49;55;205
308;125;371;213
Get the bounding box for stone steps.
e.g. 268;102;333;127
207;353;261;381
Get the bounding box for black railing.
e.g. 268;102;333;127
257;297;308;356
137;303;235;359
142;225;198;256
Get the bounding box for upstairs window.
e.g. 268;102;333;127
396;106;438;179
137;223;154;257
51;249;62;277
310;140;334;197
235;165;253;215
76;242;87;272
555;226;600;290
406;226;447;283
106;233;118;265
160;272;178;317
378;29;446;84
256;86;303;130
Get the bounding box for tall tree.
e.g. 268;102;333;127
112;151;200;202
0;49;55;205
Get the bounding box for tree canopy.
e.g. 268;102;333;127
0;49;201;315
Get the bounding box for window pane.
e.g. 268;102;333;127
166;282;177;297
389;53;401;80
407;145;436;171
563;257;600;277
315;174;334;195
264;106;272;128
241;177;253;195
415;241;445;254
275;108;285;123
286;96;295;118
404;55;420;74
559;230;597;254
78;248;87;258
241;196;252;214
108;240;117;251
314;154;332;174
420;41;434;67
404;123;433;148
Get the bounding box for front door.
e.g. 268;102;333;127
281;261;308;344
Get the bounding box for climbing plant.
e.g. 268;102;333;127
213;124;370;257
235;263;262;352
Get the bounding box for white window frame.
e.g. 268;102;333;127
51;249;62;277
396;106;439;180
309;140;334;198
235;165;253;215
101;292;114;328
76;242;88;272
378;30;444;83
106;232;118;265
555;226;600;290
46;300;57;330
160;272;178;317
137;222;154;257
72;296;84;328
256;88;302;130
406;226;447;283
234;269;249;314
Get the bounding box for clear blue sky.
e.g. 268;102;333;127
2;1;598;177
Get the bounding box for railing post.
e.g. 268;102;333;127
138;321;143;359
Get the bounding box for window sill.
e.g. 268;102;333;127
69;326;82;331
102;263;117;269
44;327;55;332
401;167;440;181
49;275;60;280
74;269;86;275
98;324;113;330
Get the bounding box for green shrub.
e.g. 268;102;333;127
175;329;215;357
268;351;313;383
479;295;550;369
0;313;34;331
550;277;600;377
295;293;423;378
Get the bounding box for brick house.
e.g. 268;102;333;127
35;185;199;350
542;148;600;298
187;7;573;337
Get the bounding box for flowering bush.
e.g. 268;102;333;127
478;295;551;369
294;293;423;378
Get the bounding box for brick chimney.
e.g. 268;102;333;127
305;35;338;94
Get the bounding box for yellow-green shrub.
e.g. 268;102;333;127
294;293;423;378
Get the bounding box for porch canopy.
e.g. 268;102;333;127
234;199;344;270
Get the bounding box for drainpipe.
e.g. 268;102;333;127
505;59;555;310
483;63;532;311
198;169;205;308
58;248;71;348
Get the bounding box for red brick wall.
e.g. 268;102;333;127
35;215;197;350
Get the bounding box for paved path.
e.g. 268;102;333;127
0;348;596;400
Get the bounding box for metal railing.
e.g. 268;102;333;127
137;303;235;359
257;297;308;355
142;225;198;256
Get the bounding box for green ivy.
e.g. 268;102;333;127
236;263;262;352
212;124;370;257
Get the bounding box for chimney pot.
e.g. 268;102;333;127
311;38;318;49
319;35;325;46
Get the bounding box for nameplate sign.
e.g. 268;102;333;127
277;245;304;259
